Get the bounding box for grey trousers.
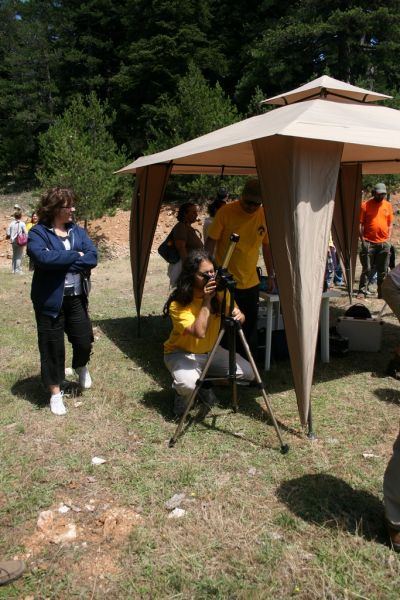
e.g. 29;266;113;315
358;240;390;297
164;346;254;398
11;242;24;273
384;430;400;530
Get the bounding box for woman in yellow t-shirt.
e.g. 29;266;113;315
163;249;254;416
26;211;39;232
26;212;39;271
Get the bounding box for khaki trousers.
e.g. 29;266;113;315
164;346;254;398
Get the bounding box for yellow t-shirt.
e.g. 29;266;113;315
207;200;269;289
164;291;229;354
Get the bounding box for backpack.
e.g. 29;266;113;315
16;224;28;247
344;303;372;319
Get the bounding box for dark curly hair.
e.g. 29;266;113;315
163;250;220;316
37;187;77;225
177;202;196;223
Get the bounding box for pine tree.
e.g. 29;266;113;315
37;93;131;220
236;0;400;106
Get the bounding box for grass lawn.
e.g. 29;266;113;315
1;253;400;599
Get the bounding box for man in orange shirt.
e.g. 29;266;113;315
357;182;393;299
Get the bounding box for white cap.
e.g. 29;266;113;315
374;183;387;194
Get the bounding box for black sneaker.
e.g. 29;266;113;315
174;393;189;417
195;387;218;420
198;387;217;409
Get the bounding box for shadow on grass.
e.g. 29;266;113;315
11;376;82;408
373;387;400;405
95;313;400;386
95;314;398;441
141;388;175;421
277;473;385;543
94;314;171;387
141;384;298;450
11;375;47;408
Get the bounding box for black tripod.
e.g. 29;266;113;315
169;238;288;453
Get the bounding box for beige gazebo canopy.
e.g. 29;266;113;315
117;76;400;429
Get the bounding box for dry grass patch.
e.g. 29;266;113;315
1;255;400;598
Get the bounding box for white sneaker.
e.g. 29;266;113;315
50;392;67;416
76;366;92;389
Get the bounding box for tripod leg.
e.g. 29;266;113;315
237;328;289;454
169;327;227;447
225;318;238;412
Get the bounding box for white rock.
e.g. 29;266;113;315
91;456;107;465
58;504;70;514
37;510;54;532
53;523;77;544
168;508;186;519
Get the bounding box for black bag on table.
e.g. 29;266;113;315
344;304;372;319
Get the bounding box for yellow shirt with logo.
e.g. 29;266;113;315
207;200;269;289
164;291;229;354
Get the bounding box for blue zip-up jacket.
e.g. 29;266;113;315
28;222;97;317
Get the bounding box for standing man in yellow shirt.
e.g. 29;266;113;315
205;178;274;357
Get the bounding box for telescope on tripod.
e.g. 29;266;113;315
169;233;289;454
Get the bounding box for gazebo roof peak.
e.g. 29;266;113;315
261;75;391;106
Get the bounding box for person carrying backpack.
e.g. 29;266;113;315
6;209;28;274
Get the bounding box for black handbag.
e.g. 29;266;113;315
344;303;372;319
158;232;180;264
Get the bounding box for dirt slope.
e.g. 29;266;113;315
0;201;207;268
1;194;400;269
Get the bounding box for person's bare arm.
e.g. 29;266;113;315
231;306;245;324
262;242;274;276
359;222;364;241
174;239;188;260
262;242;276;292
388;210;394;240
184;280;216;338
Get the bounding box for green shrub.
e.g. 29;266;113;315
36;93;132;220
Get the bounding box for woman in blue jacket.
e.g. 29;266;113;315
28;187;97;415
